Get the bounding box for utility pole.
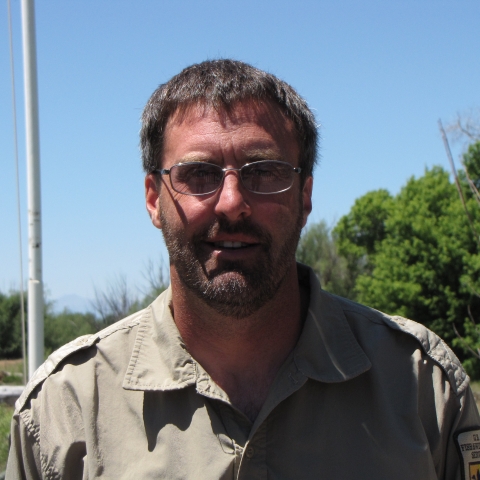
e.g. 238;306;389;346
21;0;44;378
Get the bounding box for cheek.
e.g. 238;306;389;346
255;191;301;221
161;193;215;230
254;202;300;237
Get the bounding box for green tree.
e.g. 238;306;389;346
462;141;480;191
44;310;98;356
333;189;394;299
296;221;353;297
0;291;24;358
357;167;478;336
452;141;480;370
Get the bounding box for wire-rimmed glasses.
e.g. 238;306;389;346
154;160;301;196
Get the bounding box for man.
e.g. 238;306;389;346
6;60;480;479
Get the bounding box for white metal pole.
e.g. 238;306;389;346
21;0;44;378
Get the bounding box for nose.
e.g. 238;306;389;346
213;169;252;222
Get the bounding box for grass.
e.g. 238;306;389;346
0;403;13;472
0;359;24;473
0;360;25;387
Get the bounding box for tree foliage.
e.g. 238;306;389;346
353;168;479;338
44;311;98;356
333;189;394;296
463;142;480;190
296;221;353;297
0;292;24;359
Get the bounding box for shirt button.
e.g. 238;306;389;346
245;446;254;458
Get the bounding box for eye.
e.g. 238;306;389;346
193;166;215;177
244;162;290;180
250;166;275;177
173;164;224;192
245;163;274;176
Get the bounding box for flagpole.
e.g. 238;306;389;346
21;0;44;378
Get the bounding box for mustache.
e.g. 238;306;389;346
194;217;273;245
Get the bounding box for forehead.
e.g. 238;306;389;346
162;101;299;165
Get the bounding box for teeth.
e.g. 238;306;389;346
214;241;248;249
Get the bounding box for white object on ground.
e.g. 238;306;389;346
0;385;25;407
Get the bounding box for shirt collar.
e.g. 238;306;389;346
123;287;197;391
123;265;371;392
293;264;371;382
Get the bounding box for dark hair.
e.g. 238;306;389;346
140;59;318;183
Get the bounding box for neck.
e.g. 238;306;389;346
170;262;307;421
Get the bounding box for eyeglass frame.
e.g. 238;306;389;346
152;160;302;196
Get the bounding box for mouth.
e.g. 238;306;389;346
213;241;252;249
201;239;261;259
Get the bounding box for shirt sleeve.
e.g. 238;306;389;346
5;410;42;480
442;384;480;480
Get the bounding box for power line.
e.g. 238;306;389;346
7;0;27;385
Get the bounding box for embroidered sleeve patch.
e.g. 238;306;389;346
455;428;480;480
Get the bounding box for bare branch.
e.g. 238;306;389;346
468;305;478;326
91;275;136;327
142;258;169;294
453;323;480;360
445;108;480;146
439;119;480;246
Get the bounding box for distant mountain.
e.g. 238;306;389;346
52;294;93;314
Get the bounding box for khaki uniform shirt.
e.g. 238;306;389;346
6;265;480;479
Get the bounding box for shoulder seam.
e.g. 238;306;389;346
15;309;145;412
343;305;468;395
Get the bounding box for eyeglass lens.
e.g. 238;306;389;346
170;161;296;195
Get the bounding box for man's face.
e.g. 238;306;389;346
146;101;313;318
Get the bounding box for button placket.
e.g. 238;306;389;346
234;443;244;478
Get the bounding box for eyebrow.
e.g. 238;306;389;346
243;148;283;161
175;153;212;163
176;148;284;165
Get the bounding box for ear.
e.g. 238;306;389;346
145;174;162;229
301;176;313;227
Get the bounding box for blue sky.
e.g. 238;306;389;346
1;0;479;306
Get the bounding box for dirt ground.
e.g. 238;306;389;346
0;360;22;371
0;360;24;386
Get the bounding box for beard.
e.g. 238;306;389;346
160;208;304;319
